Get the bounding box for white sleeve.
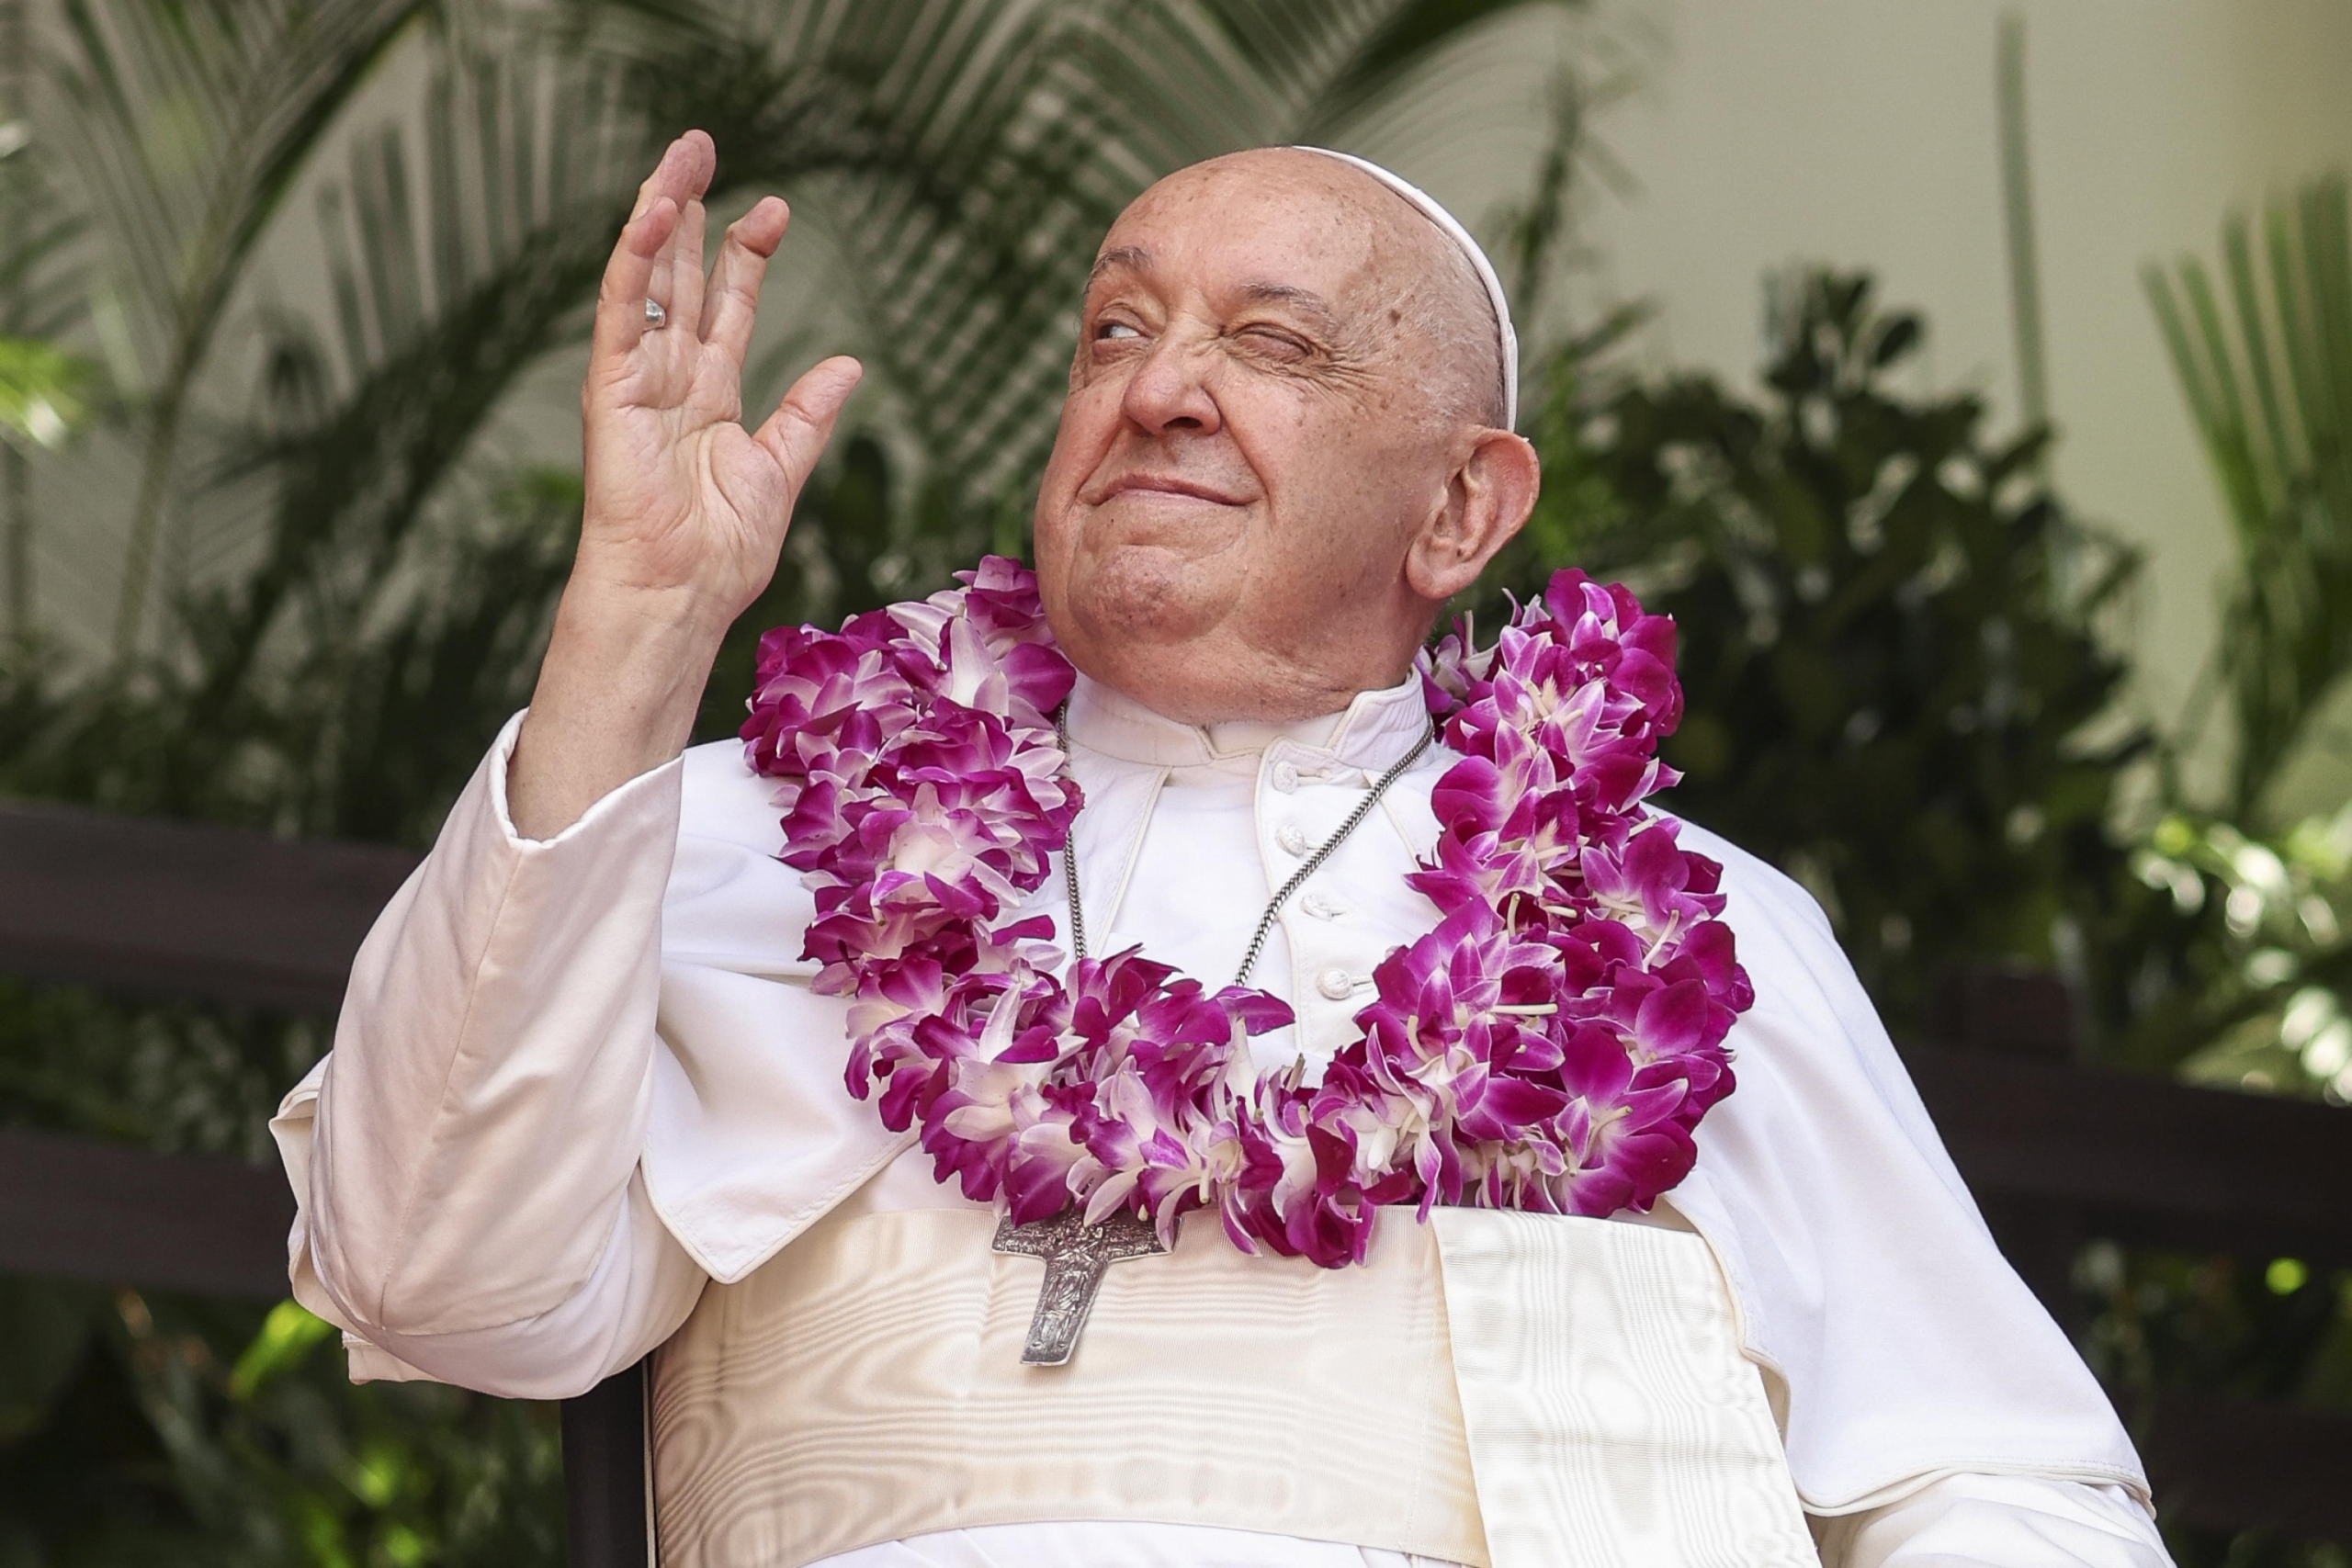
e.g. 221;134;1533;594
269;711;707;1399
1662;823;2148;1499
1813;1473;2173;1568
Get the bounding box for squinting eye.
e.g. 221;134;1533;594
1242;327;1308;357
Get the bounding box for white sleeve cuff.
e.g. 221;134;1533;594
1815;1472;2172;1568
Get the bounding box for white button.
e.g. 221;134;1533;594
1276;823;1309;855
1303;892;1344;919
1271;761;1301;794
1317;967;1356;1000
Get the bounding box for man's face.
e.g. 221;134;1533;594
1030;152;1478;722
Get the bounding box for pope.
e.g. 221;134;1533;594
272;130;2175;1567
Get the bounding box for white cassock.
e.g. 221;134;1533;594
272;671;2173;1568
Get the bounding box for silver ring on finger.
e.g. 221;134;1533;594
643;297;667;329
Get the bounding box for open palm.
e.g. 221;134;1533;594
579;131;861;617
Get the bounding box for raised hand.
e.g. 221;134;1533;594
577;130;861;613
510;131;861;839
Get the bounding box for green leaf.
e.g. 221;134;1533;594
226;1300;335;1401
0;336;96;449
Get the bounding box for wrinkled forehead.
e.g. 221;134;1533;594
1088;152;1423;315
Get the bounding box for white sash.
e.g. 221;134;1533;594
1430;1207;1818;1566
649;1204;1820;1568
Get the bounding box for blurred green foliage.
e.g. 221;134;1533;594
0;337;92;453
2125;181;2352;1565
1487;271;2165;1043
1491;269;2352;1568
0;1280;560;1568
2135;807;2352;1097
2136;170;2352;1119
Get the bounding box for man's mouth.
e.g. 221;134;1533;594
1093;473;1249;506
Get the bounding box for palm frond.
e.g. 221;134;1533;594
170;43;651;750
2147;173;2352;820
1;86;101;643
1210;0;1580;141
0;155;88;345
46;0;433;659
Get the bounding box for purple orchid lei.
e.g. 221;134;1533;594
741;556;1751;1269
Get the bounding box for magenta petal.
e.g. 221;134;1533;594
1634;979;1710;1057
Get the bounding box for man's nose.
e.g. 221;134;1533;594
1118;334;1222;437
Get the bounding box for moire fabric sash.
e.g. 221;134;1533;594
1430;1208;1819;1566
649;1205;1819;1568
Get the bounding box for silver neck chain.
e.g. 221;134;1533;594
1055;706;1437;987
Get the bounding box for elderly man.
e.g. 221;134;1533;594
273;132;2173;1567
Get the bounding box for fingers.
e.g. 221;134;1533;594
754;356;865;489
660;192;711;339
636;130;713;227
645;132;715;326
590;195;679;366
591;131;717;366
701;197;790;369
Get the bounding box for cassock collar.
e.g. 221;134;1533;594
1063;668;1431;772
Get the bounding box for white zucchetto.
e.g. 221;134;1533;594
1292;146;1521;429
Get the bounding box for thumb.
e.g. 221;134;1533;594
754;355;865;489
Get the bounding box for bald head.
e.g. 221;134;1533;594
1110;148;1510;431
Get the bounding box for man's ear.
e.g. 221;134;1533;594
1405;429;1540;603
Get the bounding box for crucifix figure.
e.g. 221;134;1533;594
991;1207;1169;1366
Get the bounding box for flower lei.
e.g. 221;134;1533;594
741;557;1751;1269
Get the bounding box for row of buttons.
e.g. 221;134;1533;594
1273;825;1349;919
1270;755;1369;1016
1272;772;1359;853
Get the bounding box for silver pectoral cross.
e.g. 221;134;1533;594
991;1207;1168;1366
